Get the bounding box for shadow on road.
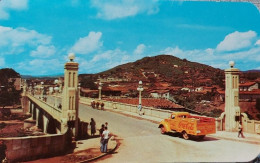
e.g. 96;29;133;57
194;136;219;142
166;132;219;142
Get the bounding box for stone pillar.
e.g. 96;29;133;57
61;53;79;138
29;101;31;114
30;103;34;114
32;105;36;120
36;108;39;127
224;61;240;132
43;115;49;133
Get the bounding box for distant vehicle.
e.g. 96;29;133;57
158;112;216;140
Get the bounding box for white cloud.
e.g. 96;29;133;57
30;45;56;58
17;59;63;75
0;0;28;19
134;44;146;55
70;32;102;54
255;39;260;46
79;48;137;73
91;0;159;20
0;26;52;55
216;31;257;52
160;35;260;70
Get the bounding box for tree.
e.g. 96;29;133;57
256;98;260;112
0;81;21;112
80;76;97;90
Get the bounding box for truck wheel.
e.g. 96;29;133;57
160;126;166;134
182;131;189;140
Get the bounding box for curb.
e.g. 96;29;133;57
209;134;260;145
78;139;118;163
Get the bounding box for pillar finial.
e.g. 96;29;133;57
229;61;235;68
68;53;75;62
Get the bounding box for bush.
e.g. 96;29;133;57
256;114;260;120
256;98;260;112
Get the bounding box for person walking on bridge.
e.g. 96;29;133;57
238;121;245;138
90;118;96;136
99;124;105;152
101;127;111;153
138;104;142;116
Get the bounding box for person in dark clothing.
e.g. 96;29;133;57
90;118;96;136
238;121;245;138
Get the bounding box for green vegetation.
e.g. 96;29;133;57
0;68;21;115
79;75;97;90
204;108;223;118
256;98;260;112
244;72;260;80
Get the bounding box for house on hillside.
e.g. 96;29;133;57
81;88;98;97
99;77;128;83
149;90;170;99
239;82;258;91
217;90;260;102
195;87;204;92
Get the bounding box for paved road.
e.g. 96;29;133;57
44;96;259;162
78;103;260;162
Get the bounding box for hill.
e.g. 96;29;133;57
0;68;20;85
93;54;225;87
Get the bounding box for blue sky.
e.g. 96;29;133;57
0;0;260;76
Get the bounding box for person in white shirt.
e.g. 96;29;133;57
138;104;142;116
101;127;110;153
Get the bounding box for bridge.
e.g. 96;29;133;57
171;0;260;12
21;53;80;137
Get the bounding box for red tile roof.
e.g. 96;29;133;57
218;90;260;95
239;82;256;87
105;98;184;109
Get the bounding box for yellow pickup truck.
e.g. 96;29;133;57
159;112;216;140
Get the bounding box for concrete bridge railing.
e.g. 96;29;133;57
80;97;260;134
27;94;62;122
80;97;173;119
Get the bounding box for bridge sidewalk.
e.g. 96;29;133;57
106;108;260;145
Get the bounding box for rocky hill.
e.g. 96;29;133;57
94;55;225;88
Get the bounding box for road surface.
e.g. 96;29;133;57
78;103;260;162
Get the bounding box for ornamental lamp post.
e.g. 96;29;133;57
98;82;102;100
137;81;144;105
54;86;59;107
40;81;44;99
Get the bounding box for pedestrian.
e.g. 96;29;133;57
101;126;110;153
112;103;117;109
90;118;96;136
99;124;105;152
92;101;96;109
138;104;142;116
238;121;245;138
105;122;108;127
101;102;104;110
96;102;100;109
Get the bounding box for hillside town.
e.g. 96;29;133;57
1;55;260;162
2;55;260;120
